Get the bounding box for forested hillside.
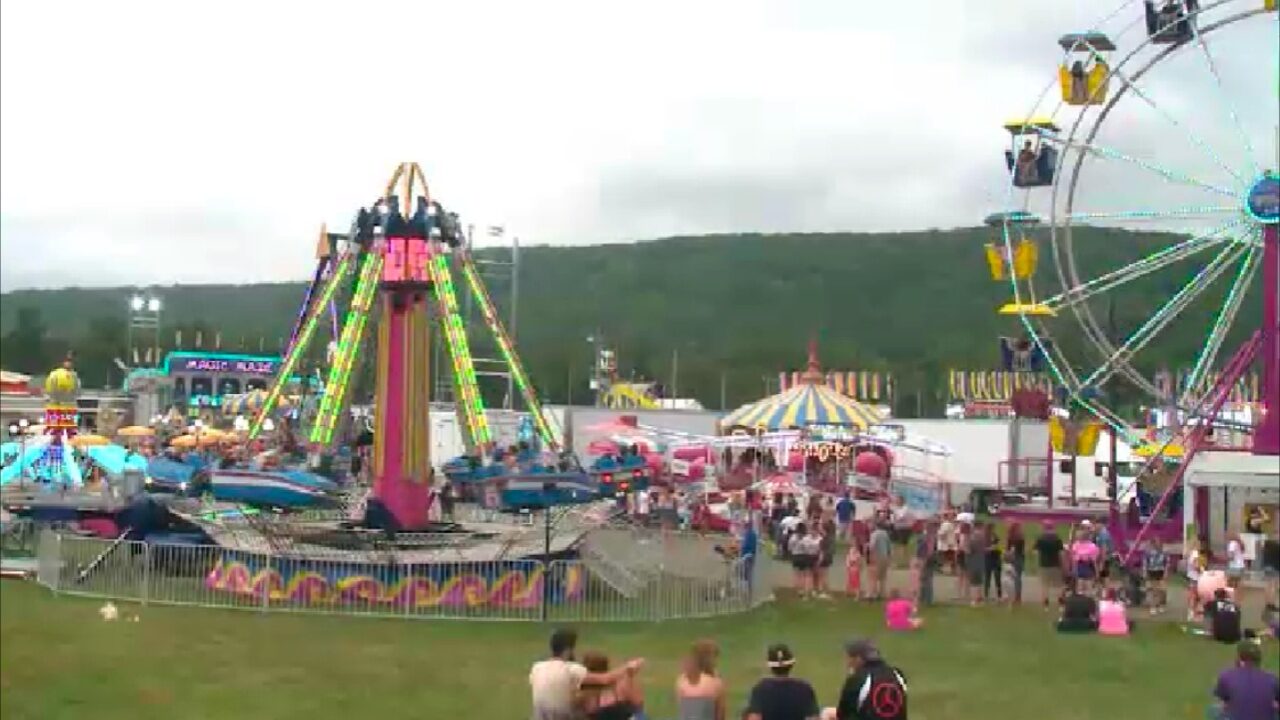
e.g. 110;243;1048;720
0;228;1255;416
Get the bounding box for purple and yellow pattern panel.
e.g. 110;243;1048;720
205;554;584;608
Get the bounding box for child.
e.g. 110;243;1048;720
1186;539;1207;622
845;543;864;599
885;588;924;631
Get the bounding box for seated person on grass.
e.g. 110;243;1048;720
1097;588;1130;637
1204;588;1243;645
1057;585;1099;633
884;589;924;631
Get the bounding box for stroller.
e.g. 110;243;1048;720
1114;555;1148;608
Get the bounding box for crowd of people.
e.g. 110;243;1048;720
529;628;913;720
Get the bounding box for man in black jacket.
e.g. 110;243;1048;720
833;639;908;720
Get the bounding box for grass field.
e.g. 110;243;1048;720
2;581;1275;720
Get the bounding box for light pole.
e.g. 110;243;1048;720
6;419;30;489
127;293;163;367
541;479;556;621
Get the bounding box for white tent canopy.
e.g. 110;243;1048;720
1184;451;1280;489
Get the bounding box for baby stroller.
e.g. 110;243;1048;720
1114;556;1148;608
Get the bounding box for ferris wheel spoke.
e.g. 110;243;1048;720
1178;235;1260;406
1043;217;1245;311
1044;132;1239;198
1190;25;1262;178
1079;241;1247;389
1062;204;1238;223
1097;54;1248;187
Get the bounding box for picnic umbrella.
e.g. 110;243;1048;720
69;434;111;448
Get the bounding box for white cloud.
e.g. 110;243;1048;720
1;0;1274;289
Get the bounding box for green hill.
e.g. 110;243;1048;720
0;228;1259;416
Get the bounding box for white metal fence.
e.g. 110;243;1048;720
33;530;768;622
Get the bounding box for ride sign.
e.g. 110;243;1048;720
176;357;278;376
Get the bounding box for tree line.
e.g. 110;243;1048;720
0;228;1257;417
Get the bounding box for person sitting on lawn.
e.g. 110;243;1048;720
675;639;726;720
1097;588;1130;636
885;588;924;631
1056;585;1099;633
1205;588;1244;645
529;629;643;720
1207;641;1279;720
744;644;821;720
579;651;647;720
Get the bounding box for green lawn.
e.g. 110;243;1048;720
1;580;1273;720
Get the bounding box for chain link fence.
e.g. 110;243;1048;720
33;529;768;622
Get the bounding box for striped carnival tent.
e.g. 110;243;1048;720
221;389;293;416
721;342;883;431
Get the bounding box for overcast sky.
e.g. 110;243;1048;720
1;0;1275;290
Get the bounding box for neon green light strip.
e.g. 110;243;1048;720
427;252;491;447
249;254;354;438
309;252;384;445
458;253;559;450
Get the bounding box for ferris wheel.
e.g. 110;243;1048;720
991;0;1280;444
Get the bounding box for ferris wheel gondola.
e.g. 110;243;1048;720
990;0;1279;447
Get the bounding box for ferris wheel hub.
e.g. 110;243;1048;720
1245;171;1280;225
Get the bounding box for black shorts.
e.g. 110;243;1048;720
792;555;816;571
1146;570;1165;582
891;529;912;545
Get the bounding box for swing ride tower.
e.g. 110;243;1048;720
369;163;435;529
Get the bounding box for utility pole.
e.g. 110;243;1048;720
670;348;679;402
720;371;727;410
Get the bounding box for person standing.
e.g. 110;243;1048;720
1006;522;1026;606
832;639;909;720
1227;535;1248;591
836;492;855;541
1034;522;1065;610
1142;538;1169;615
914;523;937;606
815;518;838;599
1208;641;1279;720
868;523;892;601
983;524;1004;603
744;644;821;720
964;523;986;606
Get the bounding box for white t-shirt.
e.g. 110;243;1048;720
955;511;975;525
529;658;588;720
779;515;802;533
1227;540;1245;570
937;521;958;551
1186;550;1203;581
635;490;650;515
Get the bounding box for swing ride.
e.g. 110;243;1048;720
987;0;1278;552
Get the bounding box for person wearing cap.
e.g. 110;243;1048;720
829;639;909;720
1208;640;1278;720
744;643;821;720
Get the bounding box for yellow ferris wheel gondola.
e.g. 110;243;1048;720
1057;33;1116;106
982;212;1057;318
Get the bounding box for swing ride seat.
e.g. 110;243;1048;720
998;302;1056;317
985;238;1039;281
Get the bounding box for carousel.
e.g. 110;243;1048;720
720;342;882;432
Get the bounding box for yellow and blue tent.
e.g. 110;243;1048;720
720;342;884;431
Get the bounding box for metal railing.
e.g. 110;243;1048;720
33;529;769;622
